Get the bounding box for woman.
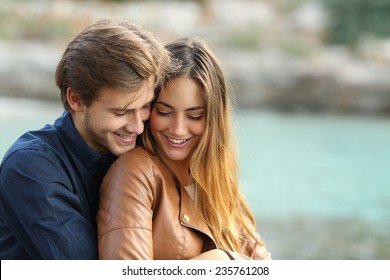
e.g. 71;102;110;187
97;38;271;260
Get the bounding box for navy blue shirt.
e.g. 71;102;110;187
0;111;116;259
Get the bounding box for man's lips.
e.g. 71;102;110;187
114;132;136;144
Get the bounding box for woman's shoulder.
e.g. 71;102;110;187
112;146;164;174
116;146;156;164
102;147;163;193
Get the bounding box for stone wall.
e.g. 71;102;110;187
2;0;390;114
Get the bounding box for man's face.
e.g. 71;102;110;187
73;78;155;156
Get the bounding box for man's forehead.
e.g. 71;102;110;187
123;91;154;110
96;78;155;109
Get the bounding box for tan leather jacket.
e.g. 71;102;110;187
97;147;271;260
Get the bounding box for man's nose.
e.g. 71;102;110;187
125;110;144;135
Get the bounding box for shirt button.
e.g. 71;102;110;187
183;214;191;222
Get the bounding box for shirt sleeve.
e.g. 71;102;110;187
97;149;157;260
0;148;98;259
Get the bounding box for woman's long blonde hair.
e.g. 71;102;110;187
142;38;262;253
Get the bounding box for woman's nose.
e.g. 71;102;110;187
169;116;187;136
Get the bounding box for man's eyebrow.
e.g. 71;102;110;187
156;101;204;111
109;107;128;112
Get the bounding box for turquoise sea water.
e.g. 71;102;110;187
235;109;390;259
1;97;389;259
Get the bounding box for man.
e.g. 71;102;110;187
0;19;172;259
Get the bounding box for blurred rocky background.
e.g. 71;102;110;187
2;0;390;115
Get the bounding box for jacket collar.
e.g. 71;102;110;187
178;183;216;247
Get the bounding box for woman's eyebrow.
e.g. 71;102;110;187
156;101;173;109
185;106;204;112
156;101;204;111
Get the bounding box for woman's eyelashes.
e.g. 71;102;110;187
156;109;204;120
156;110;171;116
187;114;204;120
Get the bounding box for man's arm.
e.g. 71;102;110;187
0;149;97;259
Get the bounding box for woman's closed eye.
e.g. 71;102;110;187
187;114;204;120
156;109;171;116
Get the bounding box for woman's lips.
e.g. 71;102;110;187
166;136;189;147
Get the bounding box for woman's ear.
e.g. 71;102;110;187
66;87;84;112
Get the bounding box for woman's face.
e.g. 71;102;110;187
150;77;206;166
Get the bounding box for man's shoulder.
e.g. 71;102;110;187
0;124;64;170
5;124;57;150
0;130;65;194
3;111;73;158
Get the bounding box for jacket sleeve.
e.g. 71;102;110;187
97;149;158;260
0;149;98;259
